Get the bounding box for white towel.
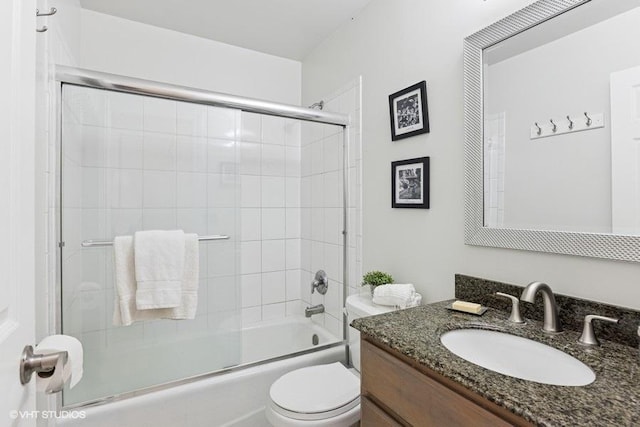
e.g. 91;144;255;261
169;233;199;320
407;292;422;308
373;284;422;309
113;233;200;326
134;230;185;309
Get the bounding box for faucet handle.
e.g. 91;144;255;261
495;292;525;324
578;314;619;346
311;270;328;295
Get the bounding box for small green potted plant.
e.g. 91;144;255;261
361;271;394;295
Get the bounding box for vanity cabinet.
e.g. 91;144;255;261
361;396;402;427
360;338;532;427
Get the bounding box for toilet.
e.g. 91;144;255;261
265;294;397;426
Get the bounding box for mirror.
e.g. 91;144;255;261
464;0;640;262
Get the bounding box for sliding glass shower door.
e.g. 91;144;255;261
59;81;348;407
60;84;243;405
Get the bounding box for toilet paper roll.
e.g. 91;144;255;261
35;335;84;392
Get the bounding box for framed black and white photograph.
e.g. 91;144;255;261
388;81;430;141
391;157;429;209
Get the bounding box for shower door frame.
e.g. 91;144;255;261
54;66;352;409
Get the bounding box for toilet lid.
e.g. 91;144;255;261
269;362;360;421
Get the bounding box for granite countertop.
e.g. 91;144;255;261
352;300;640;427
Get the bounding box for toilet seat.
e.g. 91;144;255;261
269;362;360;421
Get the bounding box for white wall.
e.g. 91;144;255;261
35;0;84;344
302;0;640;309
79;10;301;105
51;0;82;67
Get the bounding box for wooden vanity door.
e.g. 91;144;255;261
360;339;520;426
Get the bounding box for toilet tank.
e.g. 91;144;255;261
346;294;397;372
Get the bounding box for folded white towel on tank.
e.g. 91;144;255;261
372;284;422;309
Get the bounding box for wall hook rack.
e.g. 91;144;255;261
36;7;56;33
530;112;604;140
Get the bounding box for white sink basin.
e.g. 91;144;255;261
440;329;595;386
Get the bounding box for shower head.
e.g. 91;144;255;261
308;100;324;110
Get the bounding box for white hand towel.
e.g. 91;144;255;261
165;232;199;320
372;284;421;309
113;233;200;326
113;235;137;326
134;230;185;309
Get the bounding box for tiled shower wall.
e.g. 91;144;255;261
61;85;302;347
236;113;304;325
300;78;363;338
483;112;505;228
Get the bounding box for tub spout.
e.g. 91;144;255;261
305;304;324;318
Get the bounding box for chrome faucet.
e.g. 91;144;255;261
520;281;562;333
305;304;325;318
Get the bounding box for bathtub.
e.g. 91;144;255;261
57;317;344;427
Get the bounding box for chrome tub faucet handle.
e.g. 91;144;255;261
311;270;328;295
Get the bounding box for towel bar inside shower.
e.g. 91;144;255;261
80;235;230;247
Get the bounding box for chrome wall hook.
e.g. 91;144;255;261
36;7;57;17
584;112;592;126
534;122;542;136
550;119;557;133
566;115;573;130
36;26;48;33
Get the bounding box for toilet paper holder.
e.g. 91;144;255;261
19;345;68;388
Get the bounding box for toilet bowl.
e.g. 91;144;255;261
265;294;396;426
265;362;360;427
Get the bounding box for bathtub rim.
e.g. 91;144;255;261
62;339;346;411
